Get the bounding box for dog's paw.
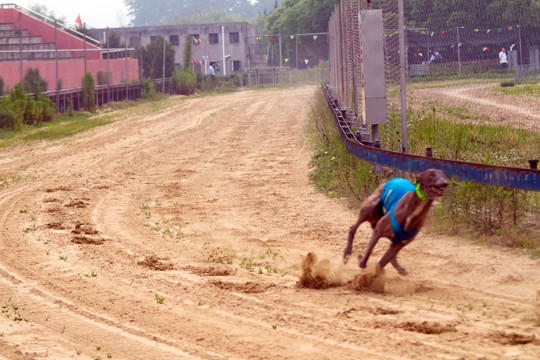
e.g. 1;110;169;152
343;254;350;264
397;268;408;276
358;257;367;269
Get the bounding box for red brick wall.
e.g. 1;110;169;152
0;58;139;91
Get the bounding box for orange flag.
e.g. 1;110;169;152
75;14;82;27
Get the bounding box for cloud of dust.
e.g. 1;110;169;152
296;252;346;289
349;264;385;293
297;252;385;293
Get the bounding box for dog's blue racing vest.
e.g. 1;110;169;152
381;178;419;244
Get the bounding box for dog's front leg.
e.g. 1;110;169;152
358;230;382;268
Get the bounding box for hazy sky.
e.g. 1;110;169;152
15;0;133;28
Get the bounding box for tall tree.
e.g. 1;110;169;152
163;10;248;25
265;0;338;67
183;34;193;71
138;35;176;79
407;0;540;31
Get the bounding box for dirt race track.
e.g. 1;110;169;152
1;85;539;359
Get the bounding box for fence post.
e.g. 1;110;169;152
19;12;22;83
398;0;408;153
125;28;128;100
162;36;165;94
55;21;59;112
107;27;111;103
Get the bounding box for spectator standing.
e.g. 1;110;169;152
499;48;508;70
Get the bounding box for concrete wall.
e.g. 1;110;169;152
90;23;257;74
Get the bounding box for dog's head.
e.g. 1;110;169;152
417;169;448;199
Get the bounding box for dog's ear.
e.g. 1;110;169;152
416;170;427;185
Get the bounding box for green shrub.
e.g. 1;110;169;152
0;83;56;129
23;97;38;125
81;72;96;112
8;84;27;131
0;76;4;96
35;95;56;124
141;78;159;100
22;68;48;93
0;98;16;129
173;69;197;95
97;71;109;86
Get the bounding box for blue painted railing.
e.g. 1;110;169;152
322;84;540;192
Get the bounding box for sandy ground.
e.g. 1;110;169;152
0;85;539;359
412;82;540;131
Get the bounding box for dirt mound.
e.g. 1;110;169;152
348;264;386;293
399;320;457;334
210;280;276;293
137;255;174;271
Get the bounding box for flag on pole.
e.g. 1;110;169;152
75;14;82;27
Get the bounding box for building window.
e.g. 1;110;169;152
229;32;239;44
129;36;140;47
209;33;219;45
150;36;158;43
192;34;201;45
169;35;179;46
233;60;241;72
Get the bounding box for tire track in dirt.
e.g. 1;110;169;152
0;99;236;359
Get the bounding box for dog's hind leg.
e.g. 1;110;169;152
390;257;408;275
379;239;412;274
344;185;384;264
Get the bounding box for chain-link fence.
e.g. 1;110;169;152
328;0;540;152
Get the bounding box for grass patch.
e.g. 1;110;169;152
494;82;540;97
407;77;501;90
0;96;189;148
0;175;21;191
0;111;110;147
408;71;514;85
401;106;539;167
22;115;112;142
